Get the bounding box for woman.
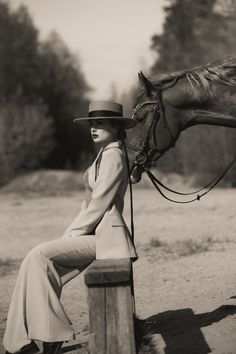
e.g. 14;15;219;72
3;101;138;354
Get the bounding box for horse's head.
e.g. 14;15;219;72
128;56;236;183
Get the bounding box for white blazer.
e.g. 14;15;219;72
63;141;138;260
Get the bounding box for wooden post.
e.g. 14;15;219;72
84;259;136;354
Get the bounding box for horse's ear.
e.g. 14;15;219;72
138;71;154;97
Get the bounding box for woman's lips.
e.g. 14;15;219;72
92;134;98;138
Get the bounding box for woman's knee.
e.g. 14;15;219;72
19;244;45;271
26;239;67;260
25;241;50;260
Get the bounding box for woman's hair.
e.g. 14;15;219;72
117;125;127;141
110;120;127;141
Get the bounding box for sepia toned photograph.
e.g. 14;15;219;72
0;0;236;353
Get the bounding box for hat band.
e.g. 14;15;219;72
88;110;122;117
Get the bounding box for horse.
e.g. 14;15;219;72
127;56;236;185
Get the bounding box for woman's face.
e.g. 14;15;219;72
90;119;117;144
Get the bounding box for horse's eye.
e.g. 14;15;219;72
135;115;146;123
135;108;150;123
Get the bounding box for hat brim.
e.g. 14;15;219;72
73;116;137;129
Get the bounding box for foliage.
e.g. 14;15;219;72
143;235;229;260
150;0;235;73
0;1;93;185
1;170;85;196
0;2;40;101
38;32;93;168
0;101;54;185
0;258;21;276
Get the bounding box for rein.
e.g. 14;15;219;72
129;91;236;203
143;158;236;203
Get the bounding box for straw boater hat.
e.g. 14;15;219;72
73;101;137;129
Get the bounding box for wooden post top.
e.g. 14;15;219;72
84;258;132;286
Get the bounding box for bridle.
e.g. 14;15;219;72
127;90;236;204
129;99;160;165
128;89;176;171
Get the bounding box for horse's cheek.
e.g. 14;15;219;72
163;85;190;107
162;86;182;107
155;105;181;151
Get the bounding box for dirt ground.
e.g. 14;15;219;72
0;182;236;353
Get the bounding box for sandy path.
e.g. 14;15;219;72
0;188;236;353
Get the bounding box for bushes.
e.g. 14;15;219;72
0;2;92;176
0;101;54;185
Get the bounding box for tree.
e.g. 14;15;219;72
0;101;54;185
150;0;233;73
0;2;41;101
0;1;93;182
38;32;93;168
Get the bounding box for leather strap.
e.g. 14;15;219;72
142;155;236;203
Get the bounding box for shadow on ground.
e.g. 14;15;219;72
61;341;88;354
135;305;236;354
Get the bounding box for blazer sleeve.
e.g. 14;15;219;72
66;149;124;236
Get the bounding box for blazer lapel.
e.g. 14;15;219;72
88;148;103;187
95;148;103;181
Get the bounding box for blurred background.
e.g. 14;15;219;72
1;0;236;188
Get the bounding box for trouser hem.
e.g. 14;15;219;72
29;332;76;343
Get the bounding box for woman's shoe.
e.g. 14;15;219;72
43;342;63;354
5;341;39;354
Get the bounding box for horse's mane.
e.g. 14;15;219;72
150;56;236;101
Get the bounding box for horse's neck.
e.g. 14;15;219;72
182;111;236;130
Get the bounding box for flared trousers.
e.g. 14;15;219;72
3;236;96;353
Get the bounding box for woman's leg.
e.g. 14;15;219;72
3;236;96;353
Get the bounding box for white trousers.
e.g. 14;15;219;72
3;236;96;353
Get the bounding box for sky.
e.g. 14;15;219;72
8;0;166;99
